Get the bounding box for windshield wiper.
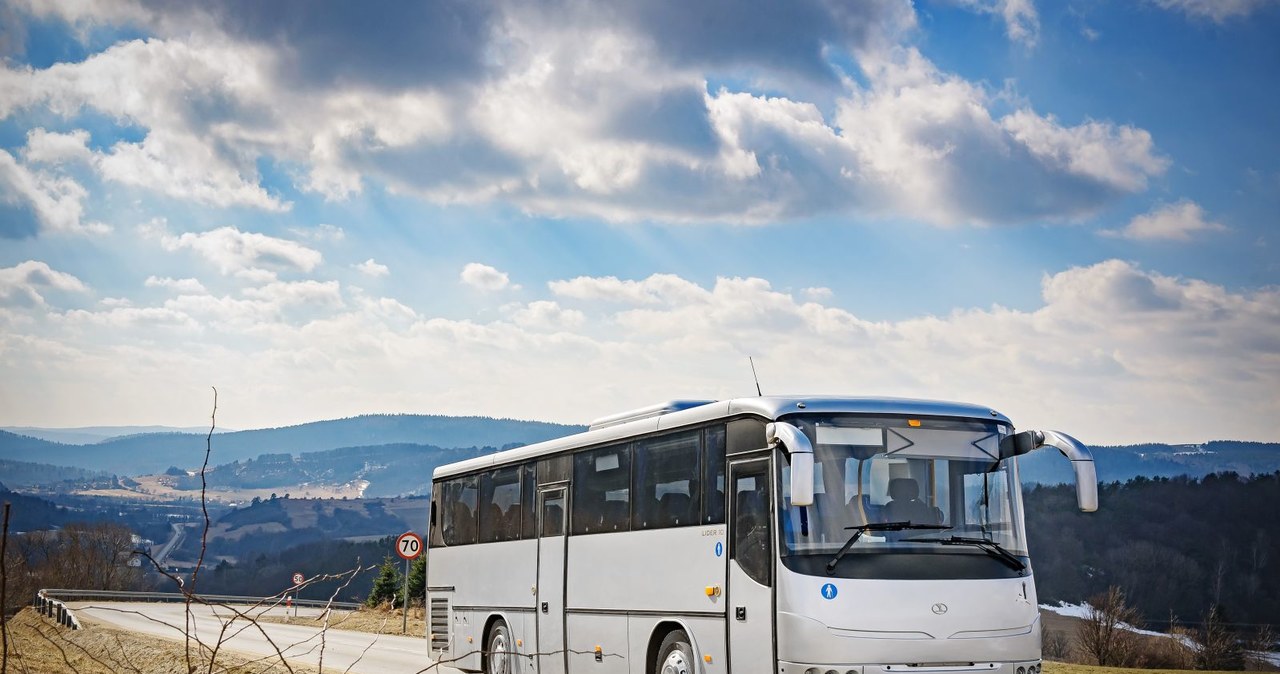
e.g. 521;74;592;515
825;521;951;575
906;535;1027;571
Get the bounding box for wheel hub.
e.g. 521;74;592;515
489;631;510;674
661;649;691;674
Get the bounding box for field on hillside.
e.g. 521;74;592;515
80;474;368;503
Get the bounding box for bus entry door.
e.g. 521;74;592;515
536;487;567;674
728;458;776;667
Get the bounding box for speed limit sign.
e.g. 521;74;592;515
292;572;305;585
396;532;422;560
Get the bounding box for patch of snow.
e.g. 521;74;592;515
1040;602;1197;649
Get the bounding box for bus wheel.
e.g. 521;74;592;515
656;630;694;674
486;620;513;674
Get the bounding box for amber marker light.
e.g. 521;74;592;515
908;419;922;427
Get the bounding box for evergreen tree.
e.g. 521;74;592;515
367;555;402;607
406;554;426;607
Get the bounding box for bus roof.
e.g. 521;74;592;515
430;396;1010;480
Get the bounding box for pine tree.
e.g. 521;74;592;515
406;554;426;607
367;555;402;607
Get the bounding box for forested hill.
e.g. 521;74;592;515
1016;440;1280;485
0;414;584;475
1026;471;1280;628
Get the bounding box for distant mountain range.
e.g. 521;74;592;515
0;425;236;445
0;414;584;476
0;414;1275;496
1016;440;1280;484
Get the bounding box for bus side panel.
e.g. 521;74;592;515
429;538;538;671
565;526;727;613
627;615;726;674
566;612;629;672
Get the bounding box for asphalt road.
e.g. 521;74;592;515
70;601;462;674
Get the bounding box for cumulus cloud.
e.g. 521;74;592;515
145;223;323;277
0;0;1172;228
460;263;513;291
1102;200;1228;241
355;259;390;277
0;149;108;237
953;0;1041;46
144;276;207;293
5;260;1276;442
0;260;88;306
22;128;92;164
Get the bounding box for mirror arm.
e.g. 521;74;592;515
1034;429;1099;512
766;422;815;507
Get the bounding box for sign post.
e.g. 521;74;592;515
292;572;305;618
395;532;423;635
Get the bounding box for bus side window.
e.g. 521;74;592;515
703;425;726;524
520;463;537;539
428;484;444;548
732;468;772;586
479;465;521;543
633;430;700;530
442;475;479;546
572;444;632;535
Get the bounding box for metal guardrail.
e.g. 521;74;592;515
33;592;81;630
38;588;363;613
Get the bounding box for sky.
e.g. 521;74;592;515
0;0;1277;446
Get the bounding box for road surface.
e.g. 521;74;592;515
70;601;463;674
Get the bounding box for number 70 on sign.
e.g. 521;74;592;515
396;532;422;560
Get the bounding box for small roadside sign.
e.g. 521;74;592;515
396;531;422;560
292;572;305;585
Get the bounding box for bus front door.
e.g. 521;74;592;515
536;487;567;674
728;458;776;668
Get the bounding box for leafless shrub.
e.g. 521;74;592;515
1075;586;1143;666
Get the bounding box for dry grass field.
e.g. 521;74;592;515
2;608;320;673
256;603;427;638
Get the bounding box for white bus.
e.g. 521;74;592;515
426;396;1098;674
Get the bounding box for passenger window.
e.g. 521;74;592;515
441;475;479;546
478;466;521;543
541;490;566;537
571;445;631;535
633;431;700;530
703;425;726;524
732;462;773;586
521;463;537;539
428;485;444;548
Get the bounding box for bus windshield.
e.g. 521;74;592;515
777;414;1029;579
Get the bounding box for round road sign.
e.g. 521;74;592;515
292;572;305;585
396;532;423;560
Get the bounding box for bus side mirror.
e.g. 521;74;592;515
766;422;815;507
1037;430;1099;513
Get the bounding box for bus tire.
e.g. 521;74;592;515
655;629;694;674
485;619;513;674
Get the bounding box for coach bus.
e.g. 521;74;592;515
426;396;1098;674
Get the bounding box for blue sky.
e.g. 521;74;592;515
0;0;1277;444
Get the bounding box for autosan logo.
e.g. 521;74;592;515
931;603;948;615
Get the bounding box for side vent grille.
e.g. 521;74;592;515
430;597;450;652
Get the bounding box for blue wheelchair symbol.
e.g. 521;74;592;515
821;583;838;600
714;542;724;557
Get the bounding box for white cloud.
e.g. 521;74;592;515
354;259;390;277
0;149;108;236
22;128;93;164
0;260;88;307
1151;0;1276;22
509;300;585;330
146;224;323;277
953;0;1041;46
144;276;207;294
3;259;1277;443
290;224;346;242
0;2;1171;228
1000;110;1169;193
1102;200;1228;241
460;263;514;291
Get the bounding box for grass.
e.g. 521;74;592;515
255;603;427;638
1044;663;1243;674
3;607;320;673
